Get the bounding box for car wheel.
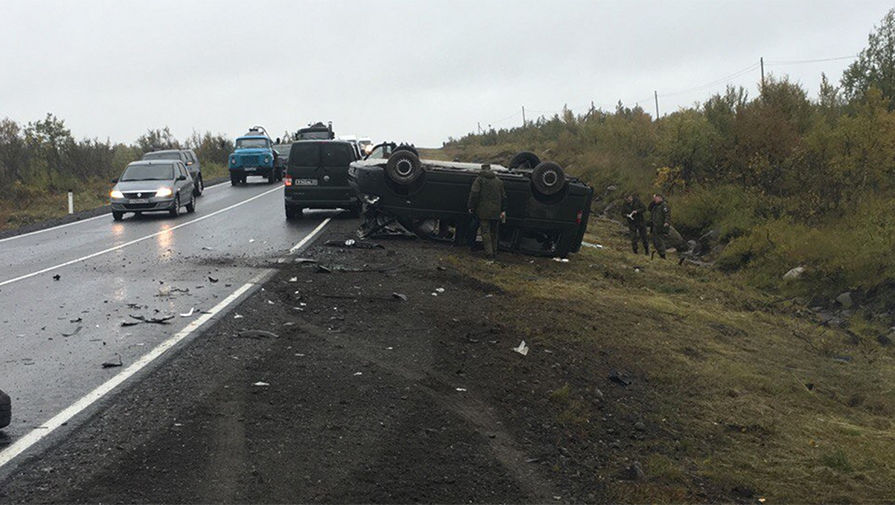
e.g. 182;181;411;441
186;195;196;213
385;150;423;185
194;175;204;196
112;211;123;221
285;205;303;220
392;143;419;157
231;173;239;186
241;175;248;185
531;162;566;197
169;195;180;217
509;151;541;170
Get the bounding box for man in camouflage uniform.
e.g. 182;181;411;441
649;193;685;259
622;193;649;255
467;164;507;258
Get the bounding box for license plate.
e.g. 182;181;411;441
244;167;256;172
129;199;148;204
296;179;317;186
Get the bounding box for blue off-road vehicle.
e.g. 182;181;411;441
229;126;283;185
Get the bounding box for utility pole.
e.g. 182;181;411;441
760;57;765;95
654;90;660;121
477;122;482;134
522;106;526;126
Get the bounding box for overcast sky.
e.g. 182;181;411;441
1;0;891;147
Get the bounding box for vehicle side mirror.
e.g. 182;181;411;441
111;178;118;183
177;175;187;181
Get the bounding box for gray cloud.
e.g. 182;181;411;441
1;0;890;146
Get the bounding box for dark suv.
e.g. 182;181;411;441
142;149;203;196
349;149;593;257
284;140;361;220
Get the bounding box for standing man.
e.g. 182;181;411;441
622;193;649;255
649;193;685;260
467;164;507;259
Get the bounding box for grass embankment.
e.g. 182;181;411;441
0;162;228;232
449;217;895;502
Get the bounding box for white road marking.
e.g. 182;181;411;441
0;272;267;471
0;185;284;288
289;217;332;254
0;179;235;245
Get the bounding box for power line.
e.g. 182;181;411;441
765;54;857;66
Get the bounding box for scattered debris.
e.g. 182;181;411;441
237;330;279;339
455;387;467;392
525;457;540;464
208;276;219;283
618;461;645;481
324;239;384;249
353;372;363;376
201;246;214;251
129;315;174;325
52;274;61;281
581;242;604;249
553;257;570;263
435;287;445;294
392;292;408;302
783;266;806;280
316;265;332;274
608;369;633;386
234;314;244;319
120;321;140;327
101;354;123;369
179;308;195;317
512;340;530;356
61;326;82;337
249;238;255;243
293;258;317;264
252;381;269;387
69;317;82;323
289;277;298;282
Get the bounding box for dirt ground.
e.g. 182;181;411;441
0;217;638;504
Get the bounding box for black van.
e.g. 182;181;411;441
284;140;361;220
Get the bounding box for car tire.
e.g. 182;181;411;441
285;205;303;220
231;173;239;186
169;195;180;217
531;162;566;197
194;175;204;196
112;211;123;221
186;195;196;213
509;151;541;170
392;143;419;157
241;175;247;185
385;150;423;185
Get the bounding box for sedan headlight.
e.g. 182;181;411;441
155;187;174;198
110;189;124;199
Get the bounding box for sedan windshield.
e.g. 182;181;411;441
237;138;269;149
143;151;181;160
120;164;174;181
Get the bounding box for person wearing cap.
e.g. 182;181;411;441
622;193;649;255
467;164;507;259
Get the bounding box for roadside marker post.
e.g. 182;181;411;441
67;190;74;214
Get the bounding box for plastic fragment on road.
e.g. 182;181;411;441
252;381;269;387
455;387;467;392
392;292;408;301
101;355;123;368
62;326;83;337
353;372;363;376
52;274;61;281
249;238;255;243
179;308;195;317
513;340;530;356
435;287;445;293
553;257;570;263
289;277;298;282
208;276;219;283
234;313;244;319
345;239;356;246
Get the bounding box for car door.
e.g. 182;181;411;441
287;142;321;186
320;142;354;187
176;163;193;198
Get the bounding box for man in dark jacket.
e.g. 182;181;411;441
622;193;649;255
467;164;507;258
649;193;685;259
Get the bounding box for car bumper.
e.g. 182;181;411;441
230;166;273;174
285;186;357;209
110;197;176;212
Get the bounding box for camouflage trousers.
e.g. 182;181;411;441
628;222;649;254
652;225;685;258
480;219;500;258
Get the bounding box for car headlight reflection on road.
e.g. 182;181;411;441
155;187;174;198
110;189;124;199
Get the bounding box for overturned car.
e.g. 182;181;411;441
348;146;594;257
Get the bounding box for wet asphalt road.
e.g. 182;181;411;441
0;179;336;466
